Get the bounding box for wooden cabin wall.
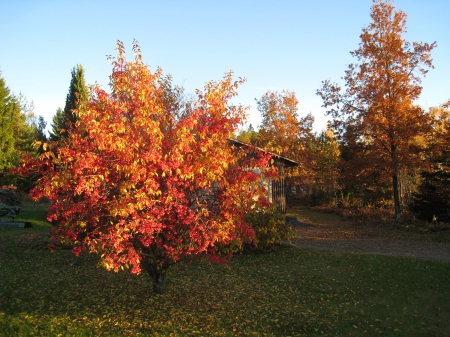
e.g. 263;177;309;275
272;161;286;214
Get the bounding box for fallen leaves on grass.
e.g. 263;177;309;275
1;244;450;336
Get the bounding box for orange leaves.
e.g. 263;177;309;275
317;0;437;223
17;41;275;291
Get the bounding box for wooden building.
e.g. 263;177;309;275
229;139;299;214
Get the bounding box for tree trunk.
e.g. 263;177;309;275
141;259;166;294
152;272;166;294
133;241;170;294
392;174;402;224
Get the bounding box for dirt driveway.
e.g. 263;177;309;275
288;215;450;263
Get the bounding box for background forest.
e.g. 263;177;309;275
1;0;449;227
2;1;450;335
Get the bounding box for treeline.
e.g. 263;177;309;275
0;73;47;189
2;0;449;225
0;65;87;190
237;0;450;225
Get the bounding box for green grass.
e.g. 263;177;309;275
287;208;342;225
1;201;449;336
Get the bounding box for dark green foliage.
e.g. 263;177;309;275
309;185;330;206
409;168;450;223
35;116;47;142
63;65;88;127
0;75;18;172
245;206;293;251
49;65;88;141
0;188;21;205
0;74;43;188
49;108;65;141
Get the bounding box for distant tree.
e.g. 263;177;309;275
17;41;276;293
409;102;450;223
256;90;314;182
0;73;45;187
0;74;17;172
49;108;64;141
236;124;259;145
0;75;39;169
36;116;48;142
49;65;88;141
409;167;450;223
317;0;436;223
309;129;340;204
14;97;36;154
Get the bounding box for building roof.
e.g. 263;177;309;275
228;139;300;168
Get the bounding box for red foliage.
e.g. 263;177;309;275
17;40;277;291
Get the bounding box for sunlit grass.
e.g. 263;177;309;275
287;207;342;225
1;200;449;336
288;206;450;242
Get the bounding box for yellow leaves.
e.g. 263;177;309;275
80;221;87;228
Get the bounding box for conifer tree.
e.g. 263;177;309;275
50;65;88;141
49;108;65;141
0;73;43;187
0;74;17;171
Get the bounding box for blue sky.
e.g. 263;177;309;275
1;0;449;132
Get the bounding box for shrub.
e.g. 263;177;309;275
245;207;293;251
409;169;450;224
0;188;21;205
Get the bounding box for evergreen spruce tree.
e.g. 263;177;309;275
0;73;43;187
36;116;48;142
0;74;20;172
49;108;65;141
409;167;450;223
49;65;88;141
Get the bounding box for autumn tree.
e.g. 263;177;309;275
49;65;88;141
18;41;276;293
256;90;314;184
409;102;450;223
236;124;259;145
309;129;340;205
317;0;436;223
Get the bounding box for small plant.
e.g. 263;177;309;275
245;206;293;251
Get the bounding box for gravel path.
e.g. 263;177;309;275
287;216;450;263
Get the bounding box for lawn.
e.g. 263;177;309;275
1;199;449;336
287;206;450;242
